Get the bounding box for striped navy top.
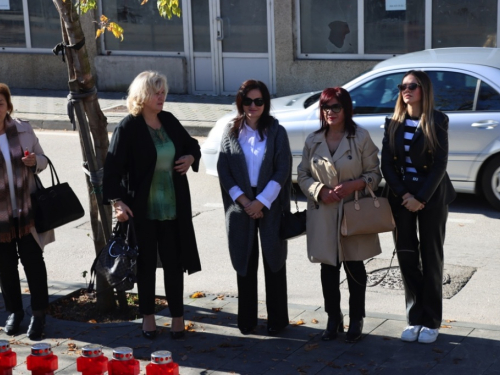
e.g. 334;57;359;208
403;117;420;173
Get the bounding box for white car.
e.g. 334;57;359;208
201;47;500;210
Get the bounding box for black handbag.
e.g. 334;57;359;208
280;185;307;240
89;218;138;292
30;155;85;233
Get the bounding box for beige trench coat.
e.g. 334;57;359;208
11;118;55;250
297;127;382;266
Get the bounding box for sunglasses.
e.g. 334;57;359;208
398;83;421;91
321;104;343;113
242;97;265;107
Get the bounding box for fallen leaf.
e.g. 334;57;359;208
445;319;457;323
433;348;444;353
440;325;452;329
216;294;225;300
304;343;319;352
67;343;77;351
190;292;205;298
24;288;30;293
88;319;97;324
291;319;305;326
163;323;170;327
212;307;223;312
311;319;319;324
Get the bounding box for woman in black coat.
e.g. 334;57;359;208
103;71;201;340
381;70;455;344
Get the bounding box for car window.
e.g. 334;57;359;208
350;73;405;115
304;93;321;109
425;71;477;111
476;81;500;111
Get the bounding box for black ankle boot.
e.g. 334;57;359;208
27;315;45;340
345;318;363;343
4;311;24;336
321;315;344;341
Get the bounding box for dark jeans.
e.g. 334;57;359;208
393;205;448;329
321;260;366;320
236;220;289;330
0;233;48;313
135;219;184;317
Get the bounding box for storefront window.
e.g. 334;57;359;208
103;0;184;52
432;0;497;48
299;0;358;54
0;0;26;47
364;0;425;54
28;0;62;49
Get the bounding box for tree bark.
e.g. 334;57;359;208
52;0;119;311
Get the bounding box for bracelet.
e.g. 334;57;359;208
110;198;121;205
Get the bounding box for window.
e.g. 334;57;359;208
477;81;500;110
297;0;499;59
0;0;59;49
350;73;405;114
426;71;477;111
102;0;184;53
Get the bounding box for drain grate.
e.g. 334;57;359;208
367;267;451;290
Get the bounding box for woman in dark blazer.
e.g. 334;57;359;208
103;71;201;340
217;79;292;335
381;70;455;344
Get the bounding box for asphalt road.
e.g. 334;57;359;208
29;130;500;326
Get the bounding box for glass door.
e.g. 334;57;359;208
189;0;273;95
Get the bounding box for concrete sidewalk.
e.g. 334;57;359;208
10;88;235;136
1;279;500;375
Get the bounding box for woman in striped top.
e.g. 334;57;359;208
381;70;456;344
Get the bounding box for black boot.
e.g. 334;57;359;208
345;318;363;343
27;315;45;340
321;315;344;341
4;311;24;336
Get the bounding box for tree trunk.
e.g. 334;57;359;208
52;0;120;311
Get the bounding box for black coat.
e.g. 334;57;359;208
103;111;202;274
381;110;456;210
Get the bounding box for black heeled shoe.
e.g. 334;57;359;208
239;326;256;335
321;315;344;341
142;329;157;339
170;317;185;339
4;311;24;336
267;323;288;335
345;318;363;343
27;315;45;340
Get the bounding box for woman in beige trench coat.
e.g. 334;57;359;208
297;87;381;343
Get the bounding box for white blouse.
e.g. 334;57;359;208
228;123;281;209
0;134;18;215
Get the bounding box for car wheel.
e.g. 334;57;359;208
481;155;500;210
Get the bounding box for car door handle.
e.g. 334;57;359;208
216;17;224;41
471;120;498;129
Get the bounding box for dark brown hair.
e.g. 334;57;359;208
0;83;14;122
315;87;357;137
230;79;273;140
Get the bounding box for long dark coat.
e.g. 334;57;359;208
217;119;292;276
103;111;201;274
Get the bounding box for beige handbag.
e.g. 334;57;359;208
341;185;395;236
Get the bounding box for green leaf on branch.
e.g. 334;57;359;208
74;0;97;14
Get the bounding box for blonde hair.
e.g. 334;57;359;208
126;71;168;116
0;83;14;121
388;70;439;152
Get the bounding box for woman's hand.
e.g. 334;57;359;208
319;186;341;204
21;152;37;168
244;200;264;219
113;201;134;222
333;180;364;200
402;194;425;212
174;155;195;175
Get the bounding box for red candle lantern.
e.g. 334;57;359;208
26;343;58;375
77;345;108;375
146;351;179;375
108;347;140;375
0;340;16;375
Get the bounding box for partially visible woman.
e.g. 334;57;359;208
297;87;381;343
381;70;455;344
103;71;201;340
0;83;54;340
217;79;292;335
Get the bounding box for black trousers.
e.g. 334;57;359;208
393;205;448;329
0;232;48;313
236;220;289;330
321;260;366;320
135;219;184;317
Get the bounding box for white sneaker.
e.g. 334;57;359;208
401;325;422;342
418;327;439;344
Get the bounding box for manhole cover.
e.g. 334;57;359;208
366;267;450;290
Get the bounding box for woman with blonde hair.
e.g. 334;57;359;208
381;70;455;344
103;71;201;339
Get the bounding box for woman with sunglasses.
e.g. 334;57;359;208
297;87;381;343
217;79;292;335
381;70;455;344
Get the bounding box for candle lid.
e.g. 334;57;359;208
82;345;103;358
0;340;11;353
151;351;173;364
31;343;52;356
112;347;134;361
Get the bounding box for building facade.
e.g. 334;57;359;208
0;0;498;96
